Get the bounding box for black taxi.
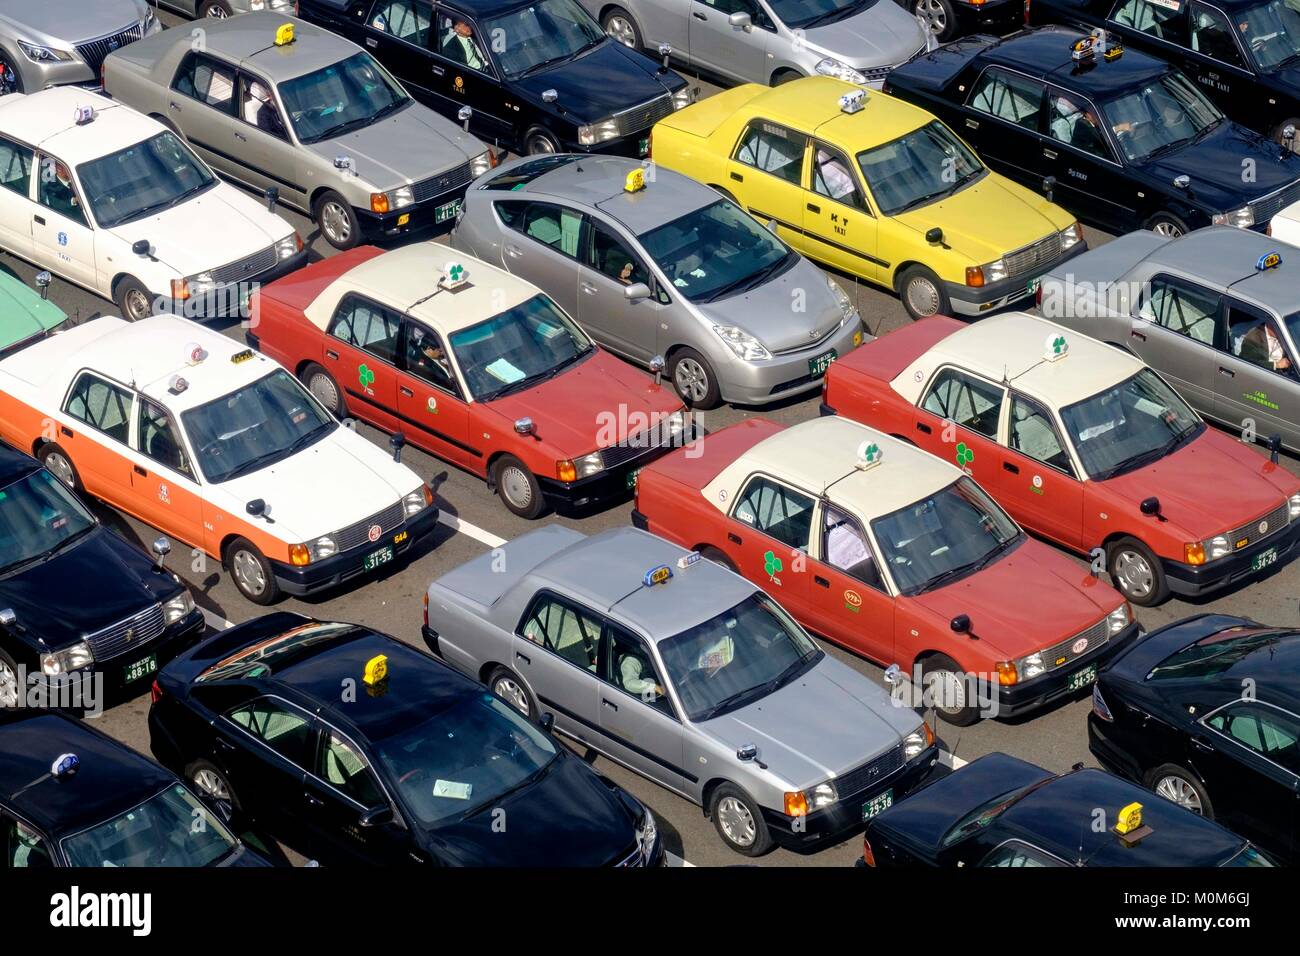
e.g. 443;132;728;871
885;26;1300;236
297;0;694;156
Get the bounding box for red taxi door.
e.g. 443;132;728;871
912;367;1008;507
395;320;477;473
806;502;896;665
323;294;400;432
721;474;813;621
123;396;206;549
998;392;1085;551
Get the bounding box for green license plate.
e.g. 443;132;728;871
862;789;893;821
638;137;650;157
1067;665;1097;692
123;653;157;684
809;349;838;377
626;469;640;490
364;546;394;571
1252;547;1278;572
1027;276;1042;295
435;200;462;224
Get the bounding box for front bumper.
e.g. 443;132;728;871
994;620;1143;718
716;319;864;406
266;504;441;597
535;422;700;515
1161;520;1300;597
952;0;1023;33
944;240;1088;316
160;246;309;320
355;183;474;241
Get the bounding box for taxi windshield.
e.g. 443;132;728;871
0;469;96;574
278;52;409;144
857;121;984;216
449;293;592;401
870;477;1021;595
77;132;215;229
485;0;605;80
181;369;336;483
657;593;821;722
374;693;557;826
1059;369;1202;480
1238;0;1300;71
770;0;878;29
1101;72;1222;163
61;784;238;867
639;199;792;303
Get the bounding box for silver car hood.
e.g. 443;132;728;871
699;655;918;790
802;2;926;69
703;258;846;354
0;0;145;45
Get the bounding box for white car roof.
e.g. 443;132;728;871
0;88;163;161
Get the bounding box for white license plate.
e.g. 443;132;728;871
123;653;157;684
862;789;893;821
364;546;394;571
435;200;461;223
1252;547;1278;572
1067;665;1097;692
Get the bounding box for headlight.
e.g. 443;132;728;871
827;275;856;321
966;259;1007;287
1059;222;1084;250
636;808;658;859
42;642;93;676
144;8;158;28
1106;603;1132;634
390;186;414;209
163;591;195;625
815;57;867;85
999;651;1045;686
1288;492;1300;519
662;410;687;438
470;150;493;177
806;782;838;810
1212;206;1255;228
671;86;695;110
574;451;605;479
275;233;302;261
712;325;771;361
1091;683;1114;722
902;722;934;760
403;486;432;516
308;535;337;561
1188;533;1232;564
18;40;74;63
188;271;215;295
577;118;620;146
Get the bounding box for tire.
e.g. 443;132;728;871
897;264;952;321
523;126;561;156
37;443;82;493
313;189;361;250
1274;117;1300;154
225;537;281;606
1106;535;1169;607
919;653;981;726
301;362;344;418
114;276;155;322
186;759;241;825
771;69;802;86
699;545;737;572
709;783;774;856
1145;763;1214;818
0;648;20;709
601;6;643;49
493;454;546;519
913;0;958;41
200;0;234;17
486;665;536;720
669;347;721;409
1144;211;1190;239
0;49;24;96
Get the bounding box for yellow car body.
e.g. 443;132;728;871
650;76;1086;319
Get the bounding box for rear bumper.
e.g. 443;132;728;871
952;0;1024;32
943;240;1087;316
1160;520;1299;597
536;424;699;514
994;620;1143;718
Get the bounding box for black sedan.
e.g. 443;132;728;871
860;751;1274;866
0;711;269;867
149;612;664;866
0;443;204;713
1090;612;1299;865
897;0;1023;43
884;26;1300;236
298;0;694;156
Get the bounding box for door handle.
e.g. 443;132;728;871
727;532;742;544
1191;737;1215;753
1218;366;1235;378
235;131;246;142
1130;329;1146;342
33;215;45;226
729;171;743;182
965;118;979;130
692;10;707;18
1003;461;1020;474
169;101;182;112
399;386;414;398
214;738;235;752
60;425;73;438
814;575;829;587
1043;148;1058;160
916;422;932;435
325;349;339;360
515;651;531;665
133;465;148;477
806;202;821;214
303;792;325;807
581;281;597;294
602;698;619;711
504;243;522;259
431;64;445;76
366;37;378;47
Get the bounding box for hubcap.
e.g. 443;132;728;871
500;465;533;509
674;358;709;405
915;0;947;31
0;660;18;708
43;452;75;489
905;276;941;317
1155;774;1203;813
205;3;230;17
716;796;756;847
321;201;352;245
1113;549;1154;599
527;134;556;155
923;668;967;715
493;676;530;715
192;769;234;820
124;289;151;321
606;15;637;46
309;372;340;414
232;549;267;597
1151;220;1183;238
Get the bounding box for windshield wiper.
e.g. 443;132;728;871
694;685;770;721
920;555;989;593
219;448;288;482
3;525;95;574
894;187;952;214
705;253;789;302
285;423;332;456
518;54;573;79
1092;425;1195;481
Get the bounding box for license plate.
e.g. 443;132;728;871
1252;547;1278;572
809;349;838;377
1027;276;1042;295
1067;665;1097;692
435;199;462;224
638;136;650;157
123;653;157;684
626;468;640;490
862;789;893;821
364;546;394;571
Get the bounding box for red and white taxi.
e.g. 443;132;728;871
633;415;1138;725
823;312;1300;606
0;316;438;605
250;242;691;518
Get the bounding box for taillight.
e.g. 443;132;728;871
1023;0;1031;23
150;679;164;705
422;592;429;628
1035;282;1044;307
862;835;877;867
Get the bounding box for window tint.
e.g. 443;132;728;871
1048;92;1112;159
1009;395;1073;474
228;698;315;766
369;0;433;44
2;817;52;868
1140;277;1220;345
1190;2;1246;66
522;203;583;258
822;505;884;590
980;842;1065;867
36;155;87;228
495;200;527;228
811;143;865;210
239;74;288;139
403;322;458;391
1111;0;1187;42
922;368;1005;440
734;120;806;186
589;222;648;285
437;11;490;73
320;732;385;806
329;295;402;364
64;373;132;444
138;398;194;479
733;476;815;550
1206;703;1300;774
173;53;236;114
1227;308;1295;375
521;594;600;671
968;68;1043;130
0;136;32;198
605;625;672;713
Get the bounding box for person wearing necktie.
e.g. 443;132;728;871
443;18;485;71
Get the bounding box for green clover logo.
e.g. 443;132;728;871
1051;335;1067;356
359;364;375;389
447;262;465;282
763;550;783;578
863;443;881;464
955;442;974;468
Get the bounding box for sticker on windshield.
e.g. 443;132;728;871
697;635;734;671
485;358;525;383
433;779;473;800
535;321;564;340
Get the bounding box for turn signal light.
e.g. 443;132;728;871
150;679;164;705
557;460;577;482
289;543;311;566
422;484;434;507
170;278;190;301
784;791;809;817
370;193;390;214
996;661;1019;686
1184;543;1207;565
862;835;877;867
965;267;985;288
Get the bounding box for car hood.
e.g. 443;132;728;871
302;104;482;192
482;349;683;458
908;539;1120;660
0;0;144;46
705;257;847;354
700;654;918;790
803;1;926;68
1099;429;1297;540
512;41;679;124
1138;121;1300;213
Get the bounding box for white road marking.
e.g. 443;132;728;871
939;751;968;769
438;511;506;548
665;852;695;867
201;608;234;632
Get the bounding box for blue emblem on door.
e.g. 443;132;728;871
57;232;68;246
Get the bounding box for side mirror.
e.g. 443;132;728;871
0;608;15;629
35;271;51;300
541;89;558;104
457;105;473;131
736;743;758;761
1173;174;1190;190
246;498;267;518
728;11;752;28
514;417;535;437
131;239;151;257
649;354;665;387
358;805;393;828
658;42;672;73
764;217;779;235
264;186;279;213
882;663;901;686
1139;496;1161;517
1042;175;1056;203
539;712;555;732
152;536;171;570
1267;433;1282;464
390;431;406;463
924;227;943;245
949;613;971;634
624;281;651;301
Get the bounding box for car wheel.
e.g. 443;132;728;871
486;665;536;720
37;443;82;493
1144;211;1190;238
493;454;547;519
602;6;643;48
523;127;560;156
186;759;240;824
0;649;20;709
0;50;23;96
1274;118;1300;153
710;783;774;856
913;0;958;40
1106;535;1169;607
200;0;234;17
301;362;344;417
1145;763;1214;818
115;276;155;322
225;537;281;606
669;347;721;409
920;653;981;726
699;545;737;572
897;264;952;320
313;190;361;250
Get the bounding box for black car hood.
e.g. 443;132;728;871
1138;120;1300;211
422;753;637;866
0;527;181;651
513;41;678;123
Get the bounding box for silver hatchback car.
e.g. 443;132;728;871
158;0;298;19
0;0;158;95
452;154;866;407
423;525;939;856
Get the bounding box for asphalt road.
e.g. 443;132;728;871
8;7;1298;868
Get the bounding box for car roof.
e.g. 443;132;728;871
1140;229;1300;315
734;76;937;146
0;88;161;160
433;0;544;19
0;273;67;348
193;13;362;81
983;26;1170;98
0;712;175;836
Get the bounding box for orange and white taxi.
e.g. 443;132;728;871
0;316;438;605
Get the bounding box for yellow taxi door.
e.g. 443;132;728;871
801;140;881;284
724;118;811;255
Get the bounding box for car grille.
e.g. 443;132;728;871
1224;501;1290;550
84;603;165;662
411;161;473;204
1003;233;1065;281
771;321;842;356
1042;616;1110;673
75;22;146;76
332;501;406;553
833;743;904;798
208;245;279;285
613;94;675;137
613;843;645;867
1250;180;1300;223
601;414;680;470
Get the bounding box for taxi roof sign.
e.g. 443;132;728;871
840;90;866;115
624;168;646;193
1113;800;1152;845
230;348;255;364
643;564;673;587
677;551;701;570
363;653;388;687
1044;332;1069;362
439;261;468;290
275;23;295;46
168;374;189;395
185;342;207;365
1072;28;1121;62
855;439;884;471
51;753;79;778
73;105;95;126
1257;251;1282;271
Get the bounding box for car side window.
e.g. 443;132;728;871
403;322;459;392
1227;307;1296;376
319;731;386;806
64;372;132;445
521;202;584;258
368;0;433;45
2;816;52;869
1190;2;1247;67
329;295;402;365
1110;0;1188;42
436;11;491;73
1139;276;1220;345
138;397;195;480
811;142;866;211
495;200;527;229
172;52;237;115
734;120;807;187
821;504;885;591
238;73;289;140
1047;91;1113;160
36;155;88;228
1206;702;1300;774
733;475;815;551
922;368;1005;440
604;624;672;714
521;594;600;671
588;221;649;286
227;697;315;767
968;68;1044;131
979;841;1066;867
0;135;33;199
1009;394;1074;476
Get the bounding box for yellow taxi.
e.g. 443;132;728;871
650;77;1086;320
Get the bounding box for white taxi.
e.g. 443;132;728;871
0;316;439;605
0;87;305;322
